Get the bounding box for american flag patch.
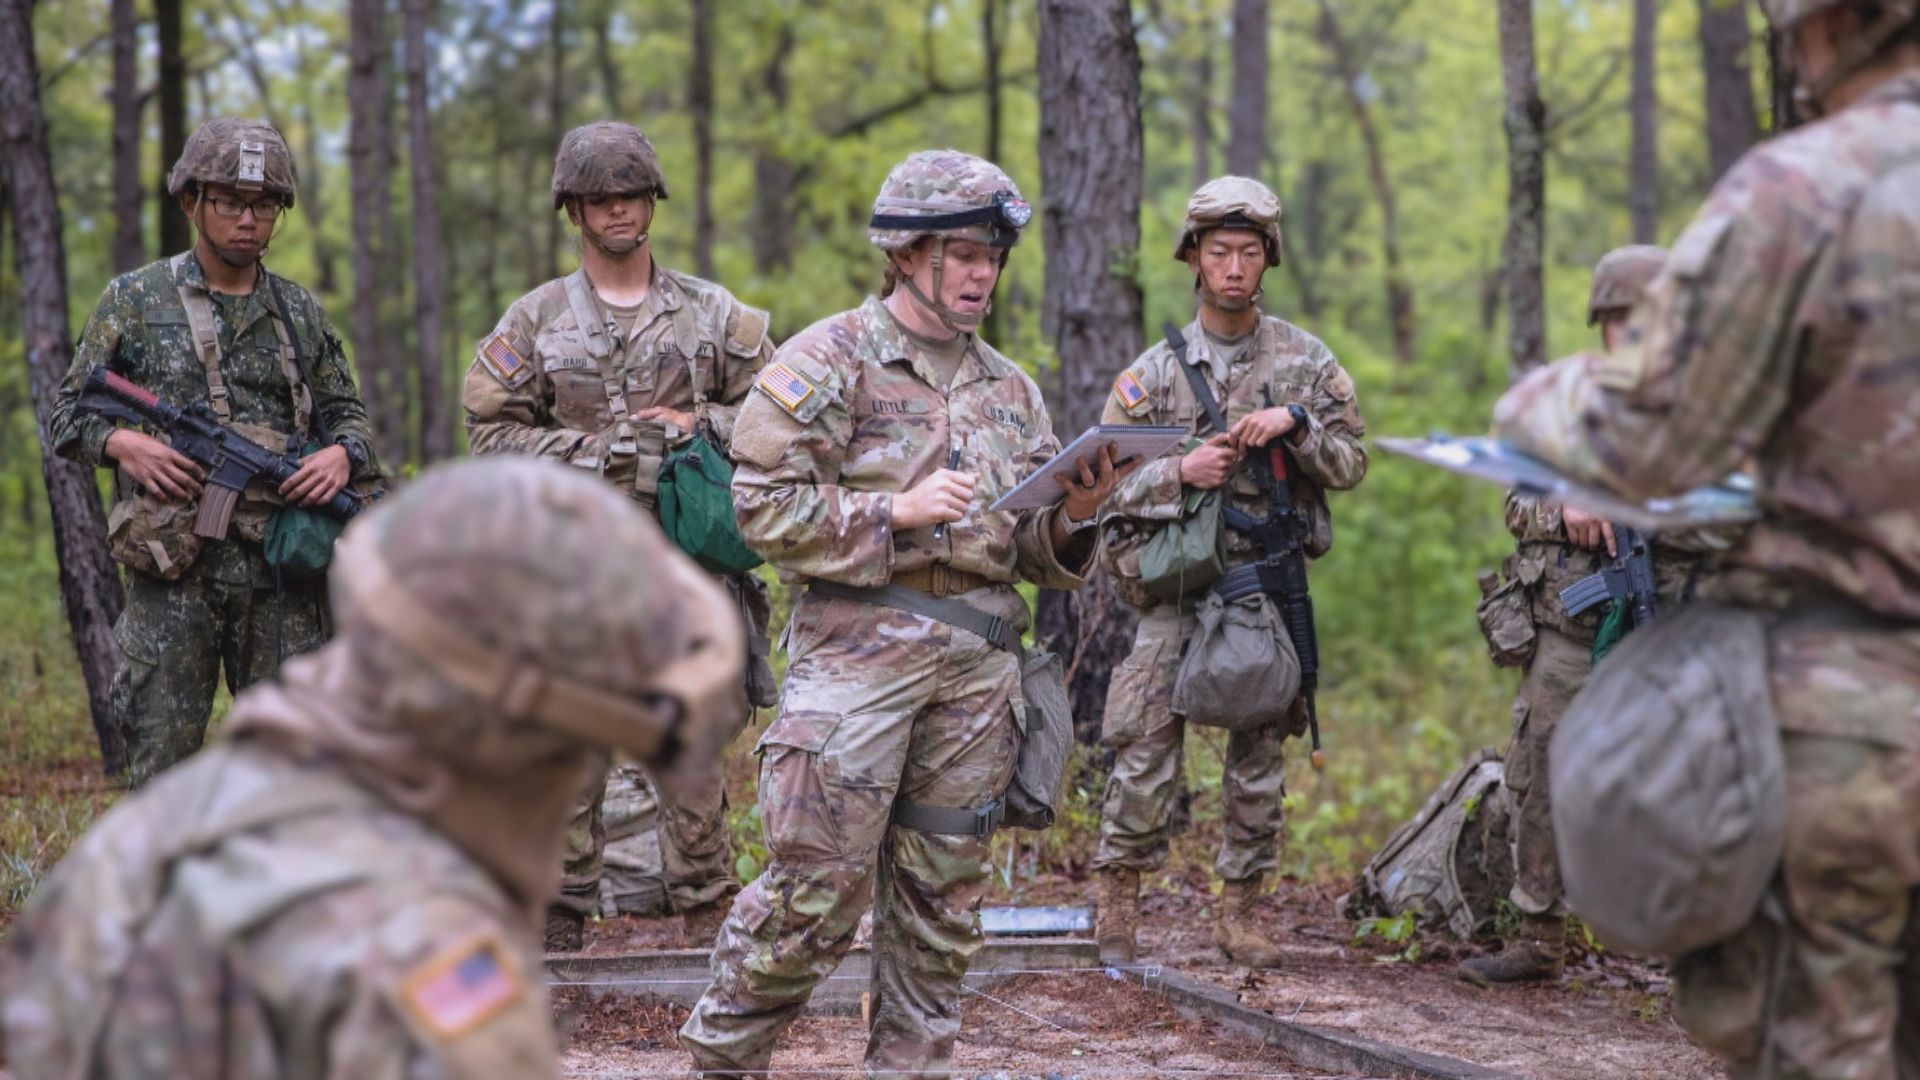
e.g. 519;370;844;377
478;333;529;386
400;936;523;1038
1113;370;1148;409
757;362;817;415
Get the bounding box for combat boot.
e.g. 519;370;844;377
1459;916;1566;987
1213;875;1285;967
1096;867;1141;965
681;898;731;946
544;907;584;953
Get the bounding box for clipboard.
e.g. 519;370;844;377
987;425;1189;513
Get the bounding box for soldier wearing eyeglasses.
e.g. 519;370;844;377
46;117;382;788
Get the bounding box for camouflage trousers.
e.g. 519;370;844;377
555;749;740;922
111;540;329;787
1091;607;1288;883
680;588;1023;1079
1502;622;1591;918
1672;618;1920;1080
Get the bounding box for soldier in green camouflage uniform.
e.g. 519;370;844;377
1090;177;1368;968
0;457;746;1080
460;122;773;952
1463;245;1740;986
45;118;381;788
679;150;1129;1079
1494;0;1920;1071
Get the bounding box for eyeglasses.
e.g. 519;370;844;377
204;195;283;221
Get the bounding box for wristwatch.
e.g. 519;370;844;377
1285;404;1310;443
1062;505;1100;534
336;435;370;473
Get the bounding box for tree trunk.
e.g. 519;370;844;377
545;5;565;281
2;0;129;776
155;0;188;256
1227;0;1269;178
1283;159;1329;319
981;0;1005;345
404;0;449;462
1188;38;1213;189
592;2;622;115
689;0;716;280
1630;0;1660;242
348;0;401;465
1697;0;1760;184
1037;0;1145;744
110;0;143;271
750;21;795;274
1497;0;1547;381
1315;0;1415;364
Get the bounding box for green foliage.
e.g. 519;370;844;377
1354;910;1423;964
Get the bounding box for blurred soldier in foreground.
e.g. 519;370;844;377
1090;176;1368;967
1494;0;1920;1072
1463;244;1736;987
679;149;1130;1079
0;457;743;1079
461;121;774;950
45;117;382;787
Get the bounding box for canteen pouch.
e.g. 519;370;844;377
1475;558;1537;668
1137;487;1226;603
262;503;344;580
1172;589;1301;731
730;572;779;711
107;486;205;581
1005;646;1073;831
658;433;763;576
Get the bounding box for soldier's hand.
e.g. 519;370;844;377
105;429;203;502
893;468;976;531
632;406;696;433
1179;434;1240;490
1229;405;1298;450
281;444;351;507
1056;444;1142;522
1562;506;1617;556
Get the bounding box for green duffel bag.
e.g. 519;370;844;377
1138;486;1226;603
658;433;763;576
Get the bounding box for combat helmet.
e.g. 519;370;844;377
329;457;743;768
869;149;1031;332
1587;244;1668;326
1762;0;1918;110
166;117;297;207
1174;176;1284;267
552;122;669;209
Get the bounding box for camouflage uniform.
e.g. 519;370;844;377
680;151;1088;1079
1093;313;1367;880
0;457;746;1080
460;122;773;937
45;120;379;787
1494;16;1920;1069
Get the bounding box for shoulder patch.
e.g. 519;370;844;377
477;333;533;388
398;934;525;1040
727;304;772;358
1112;370;1151;414
756;361;818;416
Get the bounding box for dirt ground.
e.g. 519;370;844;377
571;873;1725;1080
554;972;1366;1080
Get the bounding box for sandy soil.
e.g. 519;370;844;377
555;972;1363;1079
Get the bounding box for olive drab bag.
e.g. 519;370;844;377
1344;749;1514;940
1475;557;1538;668
262;504;345;580
1005;646;1073;830
657;433;763;576
1551;602;1784;957
1137;483;1227;602
1171;589;1301;732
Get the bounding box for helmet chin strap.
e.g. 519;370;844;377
897;237;989;335
193;192;273;269
1195;276;1261;314
572;197;650;258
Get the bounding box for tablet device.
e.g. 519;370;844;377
987;425;1189;513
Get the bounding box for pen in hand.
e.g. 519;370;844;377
932;447;962;543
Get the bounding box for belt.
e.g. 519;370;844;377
888;564;995;597
806;580;1017;652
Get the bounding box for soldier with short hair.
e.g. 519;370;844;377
679;149;1131;1079
1494;0;1920;1070
45;117;382;788
460;121;774;952
1089;176;1368;968
0;457;745;1080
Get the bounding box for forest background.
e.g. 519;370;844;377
0;0;1772;914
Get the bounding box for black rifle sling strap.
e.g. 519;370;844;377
1167;326;1231;437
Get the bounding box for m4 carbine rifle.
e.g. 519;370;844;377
77;365;364;540
1557;524;1659;631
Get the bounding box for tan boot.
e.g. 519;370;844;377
544;908;584;953
1095;867;1141;965
1458;916;1566;987
1213;875;1285;967
681;898;732;946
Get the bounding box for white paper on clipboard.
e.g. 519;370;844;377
987;425;1190;513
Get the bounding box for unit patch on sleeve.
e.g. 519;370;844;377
756;361;818;416
398;935;525;1040
478;333;532;388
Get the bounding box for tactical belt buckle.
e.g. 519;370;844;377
610;421;638;457
971;799;1006;837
